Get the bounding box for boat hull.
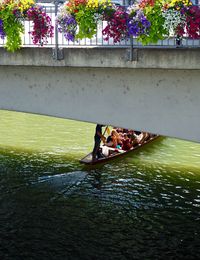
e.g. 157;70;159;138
80;135;159;165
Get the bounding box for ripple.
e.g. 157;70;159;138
1;111;200;259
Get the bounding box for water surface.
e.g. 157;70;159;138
0;110;200;259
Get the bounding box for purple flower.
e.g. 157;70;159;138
129;24;140;36
141;17;151;27
0;19;6;39
65;32;75;41
67;17;76;26
127;9;150;37
56;13;77;42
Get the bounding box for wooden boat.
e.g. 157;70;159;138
80;134;159;165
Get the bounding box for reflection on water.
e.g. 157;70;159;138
0;110;200;259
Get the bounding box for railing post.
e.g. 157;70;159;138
52;0;64;60
129;35;134;61
176;35;183;48
127;36;138;61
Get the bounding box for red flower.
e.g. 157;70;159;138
139;0;155;9
185;5;200;39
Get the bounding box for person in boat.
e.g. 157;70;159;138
105;129;120;148
102;129;123;156
122;133;133;150
92;124;106;161
134;130;141;136
137;131;150;144
105;134;114;147
128;130;139;147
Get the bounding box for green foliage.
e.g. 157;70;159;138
0;8;24;52
138;2;167;45
74;7;97;39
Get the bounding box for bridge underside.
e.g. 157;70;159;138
0;65;199;143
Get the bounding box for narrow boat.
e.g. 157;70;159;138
80;134;159;165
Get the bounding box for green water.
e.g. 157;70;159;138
0;110;200;259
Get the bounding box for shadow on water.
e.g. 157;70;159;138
1;136;200;259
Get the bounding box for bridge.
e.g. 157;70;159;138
0;0;199;142
0;45;200;143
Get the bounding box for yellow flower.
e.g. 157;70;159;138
86;0;110;9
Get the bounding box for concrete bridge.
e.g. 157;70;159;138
0;47;200;143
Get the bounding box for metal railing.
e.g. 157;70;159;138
0;4;200;59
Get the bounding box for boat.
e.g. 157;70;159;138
80;134;159;165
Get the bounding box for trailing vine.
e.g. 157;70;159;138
0;5;24;51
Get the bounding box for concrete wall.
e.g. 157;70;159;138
0;47;200;69
0;47;200;142
0;47;200;70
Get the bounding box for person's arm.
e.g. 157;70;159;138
97;130;106;143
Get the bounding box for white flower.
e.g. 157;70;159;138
162;9;186;36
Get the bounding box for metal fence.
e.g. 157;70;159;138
0;5;200;50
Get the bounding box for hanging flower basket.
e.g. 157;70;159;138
56;0;200;45
0;0;54;52
56;0;112;41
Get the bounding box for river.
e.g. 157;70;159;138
0;110;200;259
